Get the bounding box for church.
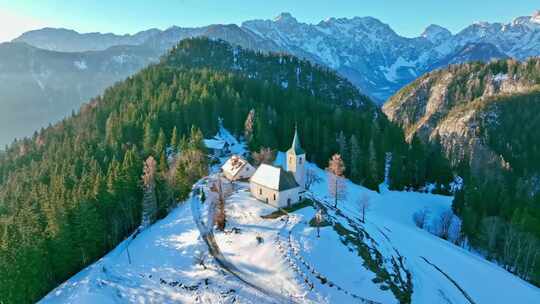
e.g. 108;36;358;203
249;128;306;208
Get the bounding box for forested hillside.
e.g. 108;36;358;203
384;58;540;285
0;38;450;303
452;91;540;284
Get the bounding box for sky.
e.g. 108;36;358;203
0;0;538;42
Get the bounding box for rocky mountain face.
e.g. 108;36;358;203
430;42;509;70
4;10;540;146
0;42;160;146
383;58;540;177
241;11;540;102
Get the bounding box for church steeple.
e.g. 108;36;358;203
288;126;305;156
286;126;306;188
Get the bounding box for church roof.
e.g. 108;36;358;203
250;164;299;191
221;155;251;177
287;127;305;155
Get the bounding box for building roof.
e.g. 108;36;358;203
222;155;251;177
204;139;226;150
287;127;305;155
250;164;299;191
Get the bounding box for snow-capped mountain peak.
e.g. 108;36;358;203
510;10;540;27
274;12;298;24
421;24;452;43
531;10;540;24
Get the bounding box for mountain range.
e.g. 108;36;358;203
2;10;540;146
14;10;540;100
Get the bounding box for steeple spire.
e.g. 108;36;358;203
288;125;305;155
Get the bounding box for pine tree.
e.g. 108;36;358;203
143;121;155;157
367;139;379;188
350;134;361;182
337;131;349;170
170;126;178;151
154;128;166;157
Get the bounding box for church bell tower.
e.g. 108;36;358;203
286;126;306;188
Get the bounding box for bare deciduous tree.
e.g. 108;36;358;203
305;168;322;190
141;156;157;227
480;216;501;255
503;223;519;269
244;109;255;141
193;250;207;269
522;234;539;280
358;194;371;223
413;208;431;229
327;154;347;208
435;210;455;240
212;176;226;231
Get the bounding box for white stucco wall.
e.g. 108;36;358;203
286;152;306;188
224;163;255;181
236;164;256;180
250;182;301;208
277;187;301;208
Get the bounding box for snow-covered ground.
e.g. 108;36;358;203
214;186;311;301
40;128;540;303
39;196;277;304
211;180;397;303
279;153;540;304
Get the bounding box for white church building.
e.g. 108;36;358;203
249;128;306;208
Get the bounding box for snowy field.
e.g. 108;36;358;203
39;193;289;304
282;153;540;304
40;128;540;303
211;181;397;303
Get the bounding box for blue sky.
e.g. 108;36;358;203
0;0;538;42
